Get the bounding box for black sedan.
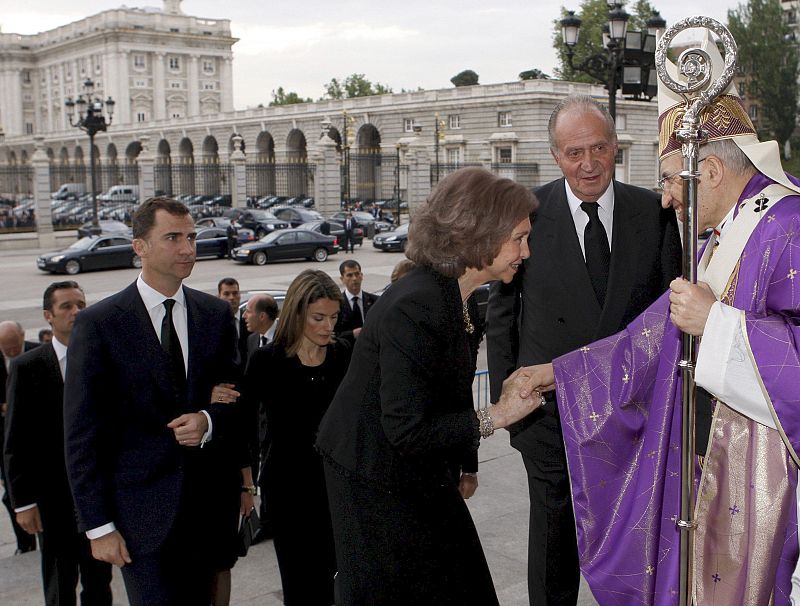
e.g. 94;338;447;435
231;228;339;265
299;220;364;247
272;207;323;228
223;209;289;238
372;223;409;252
37;235;141;275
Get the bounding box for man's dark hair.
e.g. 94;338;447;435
253;294;279;321
339;259;362;275
43;280;82;311
38;328;53;342
132;196;190;239
217;277;239;294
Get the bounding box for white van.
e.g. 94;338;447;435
99;185;139;204
51;183;87;200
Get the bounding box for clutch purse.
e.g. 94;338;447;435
237;509;260;557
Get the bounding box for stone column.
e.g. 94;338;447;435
310;131;341;218
479;141;493;171
220;57;234;113
229;135;247;208
188;55;200;117
137;135;156;201
31;136;57;248
407;135;431;212
153;52;166;121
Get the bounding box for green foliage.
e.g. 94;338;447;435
323;74;393;99
519;68;551;80
450;70;480;87
552;0;661;82
728;0;799;156
268;87;312;106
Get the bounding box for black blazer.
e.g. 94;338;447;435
0;341;38;484
317;266;479;490
63;282;239;556
334;290;378;340
4;343;73;514
486;178;681;450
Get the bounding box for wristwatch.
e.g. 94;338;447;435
241;485;257;496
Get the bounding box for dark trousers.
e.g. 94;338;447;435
39;520;112;606
2;489;37;553
521;451;580;606
343;233;355;253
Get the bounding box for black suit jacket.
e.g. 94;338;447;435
317;266;479;490
63;282;239;556
334;290;378;340
486;178;681;455
4;343;75;517
0;341;39;484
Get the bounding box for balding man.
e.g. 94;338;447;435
243;294;278;361
0;320;39;555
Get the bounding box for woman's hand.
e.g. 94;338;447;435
240;491;255;516
458;473;478;499
490;365;553;429
210;383;240;405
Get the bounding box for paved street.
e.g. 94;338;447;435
0;238;598;605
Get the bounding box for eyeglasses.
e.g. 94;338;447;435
657;157;707;190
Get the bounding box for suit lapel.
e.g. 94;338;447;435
596;182;644;338
184;287;210;407
41;343;64;389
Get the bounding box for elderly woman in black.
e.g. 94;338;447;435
316;167;543;605
245;269;350;606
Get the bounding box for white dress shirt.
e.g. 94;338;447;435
695;207;774;429
261;320;277;345
344;289;365;323
564;180;615;260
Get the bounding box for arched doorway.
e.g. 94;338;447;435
176;138;195;196
251;131;276;196
285;129;308;196
352;123;383;201
200;136;221;195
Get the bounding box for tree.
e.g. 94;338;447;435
323;74;393;99
269;87;312;106
519;69;551;80
728;0;799;157
450;70;479;87
552;0;660;82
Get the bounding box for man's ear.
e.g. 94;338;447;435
132;238;147;257
704;155;724;189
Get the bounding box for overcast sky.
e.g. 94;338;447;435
2;0;738;110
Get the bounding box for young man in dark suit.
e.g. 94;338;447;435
0;320;39;556
334;260;378;340
217;277;248;365
4;281;113;605
486;95;682;606
342;212;359;253
64;198;241;606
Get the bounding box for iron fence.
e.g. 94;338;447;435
342;153;400;203
245;162;315;198
49;163;139;195
0;165;34;198
490;163;539;189
430;163;484;187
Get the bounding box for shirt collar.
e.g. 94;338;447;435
564;179;615;217
136;274;186;311
51;336;68;362
344;289;361;303
715;204;738;243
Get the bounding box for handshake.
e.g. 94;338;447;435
487;363;556;431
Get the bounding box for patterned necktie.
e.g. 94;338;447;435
160;299;186;400
351;296;363;329
580;202;611;308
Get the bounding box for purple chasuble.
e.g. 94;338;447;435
553;173;800;605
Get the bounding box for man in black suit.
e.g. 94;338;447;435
487;95;682;606
342;212;358;253
5;281;113;605
243;293;278;359
0;320;38;556
64;198;241;606
217;277;248;364
334;260;378;340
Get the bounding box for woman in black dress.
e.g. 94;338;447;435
317;167;545;605
245;269;350;606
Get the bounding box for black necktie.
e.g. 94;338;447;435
160;299;186;401
260;335;267;348
351;296;363;329
580;202;611;308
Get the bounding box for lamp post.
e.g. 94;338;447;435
560;2;666;120
341;109;355;206
433;112;446;183
65;78;115;230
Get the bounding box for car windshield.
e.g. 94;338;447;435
260;230;283;243
395;223;410;235
68;237;96;250
249;210;274;220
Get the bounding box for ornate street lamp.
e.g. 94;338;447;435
433;112;446;183
341;109;355;205
65;78;115;230
560;2;664;120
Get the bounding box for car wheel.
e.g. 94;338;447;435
65;259;81;275
400;240;407;252
131;255;143;269
256;228;266;238
313;247;328;262
252;251;268;266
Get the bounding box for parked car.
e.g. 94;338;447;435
224;209;289;238
98;184;139;204
77;219;131;238
194;226;243;258
194;217;256;243
231;228;338;265
372;223;409;252
299;219;364;247
51;183;87;200
36;235;140;275
330;210;392;234
272;206;323;228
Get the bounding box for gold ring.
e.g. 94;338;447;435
218;395;224;402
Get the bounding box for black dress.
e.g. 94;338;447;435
316;266;496;606
245;339;351;606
